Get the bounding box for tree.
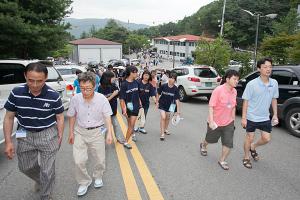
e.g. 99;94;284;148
272;8;300;35
288;32;300;64
124;34;150;53
260;33;295;64
80;31;89;39
0;0;73;59
195;37;231;75
51;44;73;58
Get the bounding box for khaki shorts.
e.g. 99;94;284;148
205;121;235;148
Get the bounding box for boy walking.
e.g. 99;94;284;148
200;70;240;170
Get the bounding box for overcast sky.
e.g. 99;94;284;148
69;0;215;25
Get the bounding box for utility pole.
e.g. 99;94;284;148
220;0;226;36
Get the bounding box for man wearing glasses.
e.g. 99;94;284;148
67;72;113;196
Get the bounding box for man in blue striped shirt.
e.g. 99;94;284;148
3;62;64;200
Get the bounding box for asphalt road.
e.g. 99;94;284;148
0;97;299;200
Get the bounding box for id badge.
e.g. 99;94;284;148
227;103;232;109
127;102;134;111
100;126;107;135
169;103;176;113
16;129;27;138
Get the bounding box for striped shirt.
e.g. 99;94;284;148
4;84;64;132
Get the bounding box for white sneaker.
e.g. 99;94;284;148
77;182;91;196
94;178;103;188
139;128;147;134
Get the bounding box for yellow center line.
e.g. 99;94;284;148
111;122;142;200
116;112;165;200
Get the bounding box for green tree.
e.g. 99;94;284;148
260;33;295;64
0;0;73;59
195;37;231;75
51;44;73;58
288;32;300;64
272;8;300;35
124;34;150;53
80;31;89;39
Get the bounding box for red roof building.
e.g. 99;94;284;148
152;34;214;60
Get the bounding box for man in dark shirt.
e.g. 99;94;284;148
3;62;64;200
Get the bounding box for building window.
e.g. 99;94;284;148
180;53;185;57
181;42;186;46
176;52;179;56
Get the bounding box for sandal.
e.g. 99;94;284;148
160;134;165;141
250;148;259;161
200;143;207;156
218;161;229;170
242;159;252;169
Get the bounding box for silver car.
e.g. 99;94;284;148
0;60;70;144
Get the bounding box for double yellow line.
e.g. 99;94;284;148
112;112;164;200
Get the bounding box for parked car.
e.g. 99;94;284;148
236;65;300;137
55;65;86;97
0;60;70;144
228;60;242;71
130;59;140;66
171;65;221;102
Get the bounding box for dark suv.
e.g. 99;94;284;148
236;65;300;137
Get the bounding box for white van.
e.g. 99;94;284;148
0;60;70;144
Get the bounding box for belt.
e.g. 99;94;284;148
86;125;102;130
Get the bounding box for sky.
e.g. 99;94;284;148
69;0;215;25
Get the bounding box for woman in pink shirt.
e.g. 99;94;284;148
199;70;240;170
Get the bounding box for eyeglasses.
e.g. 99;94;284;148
80;87;94;92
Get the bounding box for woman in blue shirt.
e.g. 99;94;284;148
157;72;181;141
134;70;157;134
99;71;125;144
119;66;141;149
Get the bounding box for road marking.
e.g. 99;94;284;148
117;112;164;200
112;122;142;200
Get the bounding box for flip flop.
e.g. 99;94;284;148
218;161;229;170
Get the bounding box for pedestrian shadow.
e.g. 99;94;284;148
181;97;209;105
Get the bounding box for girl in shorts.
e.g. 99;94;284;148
157;72;180;141
119;66;140;149
134;70;157;134
98;71;125;144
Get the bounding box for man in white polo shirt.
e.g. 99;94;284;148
241;58;279;169
67;72;113;196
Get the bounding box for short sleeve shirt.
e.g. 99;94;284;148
67;92;112;128
138;80;156;108
73;79;81;93
209;84;237;126
119;80;140;113
242;77;279;122
98;83;119;116
4;84;64;131
158;83;179;111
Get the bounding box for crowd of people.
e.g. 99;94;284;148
2;57;278;199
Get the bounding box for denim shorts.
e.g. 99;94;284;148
246;120;272;133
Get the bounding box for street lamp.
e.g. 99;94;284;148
163;37;186;68
242;9;277;71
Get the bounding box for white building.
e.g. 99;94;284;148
70;37;122;64
152;34;214;61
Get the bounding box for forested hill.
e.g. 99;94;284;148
136;0;299;48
